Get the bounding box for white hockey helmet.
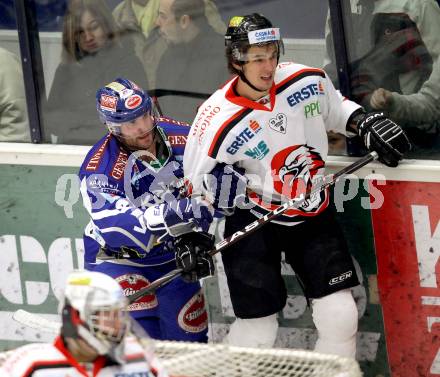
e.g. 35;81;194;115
61;270;130;362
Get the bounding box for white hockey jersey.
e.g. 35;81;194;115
0;336;165;377
184;62;361;224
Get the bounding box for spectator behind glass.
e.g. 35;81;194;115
44;0;148;145
0;47;30;142
154;0;230;123
324;0;440;157
112;0;225;88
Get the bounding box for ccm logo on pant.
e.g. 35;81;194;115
329;271;353;285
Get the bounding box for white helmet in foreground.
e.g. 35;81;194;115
61;270;130;363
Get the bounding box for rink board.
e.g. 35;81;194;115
0;150;439;377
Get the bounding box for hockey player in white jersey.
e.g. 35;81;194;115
183;14;411;358
0;270;166;377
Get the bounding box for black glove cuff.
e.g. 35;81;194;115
346;108;366;135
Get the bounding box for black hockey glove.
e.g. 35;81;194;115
357;111;411;167
173;231;215;283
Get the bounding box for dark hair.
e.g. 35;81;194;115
224;14;281;75
225;43;249;75
226;42;281;76
62;0;120;62
170;0;208;29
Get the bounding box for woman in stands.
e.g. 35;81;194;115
45;0;148;144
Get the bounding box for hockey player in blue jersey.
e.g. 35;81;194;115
79;78;215;342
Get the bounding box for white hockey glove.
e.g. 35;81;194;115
145;197;214;237
356;111;411;167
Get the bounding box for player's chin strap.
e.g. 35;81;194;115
238;69;267;93
127;151;379;304
236;46;281;93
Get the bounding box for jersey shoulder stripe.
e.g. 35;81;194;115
157;116;190;129
208;107;252;158
207;67;326;160
275;67;326;94
158;116;190;156
23;360;72;377
84;134;112;172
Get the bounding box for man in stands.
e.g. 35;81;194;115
154;0;229;123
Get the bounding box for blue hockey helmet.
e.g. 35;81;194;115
96;78;153;135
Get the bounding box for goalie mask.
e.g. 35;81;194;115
61;270;130;363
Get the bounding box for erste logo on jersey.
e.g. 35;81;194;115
226;120;262;155
286;81;325;107
116;274;158;311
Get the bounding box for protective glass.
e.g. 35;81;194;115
232;41;283;63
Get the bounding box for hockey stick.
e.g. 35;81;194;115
12;309;60;334
128;151;378;303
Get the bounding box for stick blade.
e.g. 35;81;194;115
12;309;61;334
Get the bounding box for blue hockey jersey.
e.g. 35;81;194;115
79;117;191;267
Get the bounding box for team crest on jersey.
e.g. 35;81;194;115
248;145;327;217
177;290;208;333
271;145;325;199
116;274;158;311
269;113;287;134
